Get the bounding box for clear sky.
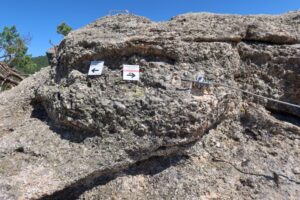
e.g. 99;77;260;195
1;0;299;57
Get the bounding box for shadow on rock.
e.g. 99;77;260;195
30;100;98;143
40;154;189;200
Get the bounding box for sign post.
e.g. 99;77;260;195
88;61;104;76
123;65;140;81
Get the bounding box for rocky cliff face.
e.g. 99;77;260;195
0;11;300;200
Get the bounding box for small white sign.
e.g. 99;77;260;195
88;61;104;76
123;65;140;81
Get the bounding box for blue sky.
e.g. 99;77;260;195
1;0;299;57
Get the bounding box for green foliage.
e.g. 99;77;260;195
32;55;49;68
57;22;72;36
0;26;39;74
13;55;38;74
0;26;27;62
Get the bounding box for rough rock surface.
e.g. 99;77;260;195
0;11;300;199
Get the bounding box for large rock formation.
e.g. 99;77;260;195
0;11;300;199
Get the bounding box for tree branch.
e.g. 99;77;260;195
0;74;20;85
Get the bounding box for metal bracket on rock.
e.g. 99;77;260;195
181;78;300;109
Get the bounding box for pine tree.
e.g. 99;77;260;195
57;22;72;36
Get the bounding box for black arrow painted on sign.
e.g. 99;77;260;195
92;68;99;73
127;73;135;78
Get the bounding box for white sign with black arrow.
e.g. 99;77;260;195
88;61;104;76
123;64;140;81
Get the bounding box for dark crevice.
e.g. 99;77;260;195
14;148;44;158
14;147;25;153
30;100;49;122
87;81;92;88
266;107;300;127
39;154;189;200
181;37;240;44
240;39;297;45
244;128;260;141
